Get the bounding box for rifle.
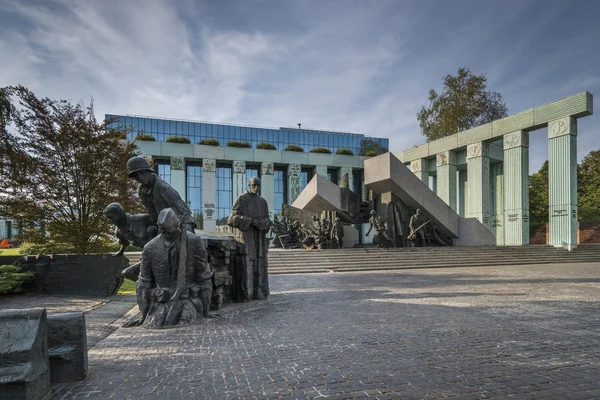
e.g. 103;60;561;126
408;219;431;241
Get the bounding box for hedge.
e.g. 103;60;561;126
257;142;276;150
166;136;191;144
336;148;354;155
0;265;34;294
284;144;304;152
198;138;220;146
309;147;332;154
134;133;156;141
226;141;252;148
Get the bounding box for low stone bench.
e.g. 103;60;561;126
47;312;88;383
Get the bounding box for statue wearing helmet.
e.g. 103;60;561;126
365;209;395;248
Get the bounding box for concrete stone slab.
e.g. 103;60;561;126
161;142;194;157
47;312;88;383
291;174;342;212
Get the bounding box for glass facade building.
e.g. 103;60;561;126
106;114;388;155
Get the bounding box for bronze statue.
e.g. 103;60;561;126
227;177;270;300
127;156;196;233
330;216;344;249
366;210;395;248
103;203;157;257
124;208;216;328
408;208;429;247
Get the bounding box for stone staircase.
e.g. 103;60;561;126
125;244;600;275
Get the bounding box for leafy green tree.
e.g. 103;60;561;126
417;67;508;141
529;161;549;236
359;139;387;156
578;150;600;221
0;85;141;253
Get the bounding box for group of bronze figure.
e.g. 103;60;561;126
103;156;270;329
103;157;449;329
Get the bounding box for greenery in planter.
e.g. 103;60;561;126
226;141;252;148
166;136;191;144
0;265;34;294
336;148;354;155
284;144;304;152
257;142;277;150
134;133;156;141
309;147;332;154
365;151;378;157
198;138;220;146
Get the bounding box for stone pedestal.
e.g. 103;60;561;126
503;131;529;245
548;117;578;250
0;308;50;400
47;312;88;383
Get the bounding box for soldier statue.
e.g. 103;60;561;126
103;202;157;257
408;208;429;247
366;210;395;248
227;177;271;301
123;208;216;328
330;217;344;249
127;156;196;233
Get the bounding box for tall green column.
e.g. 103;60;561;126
548;117;578;250
503;131;529;245
436;151;457;210
466;142;490;229
490;162;504;245
458;170;467;217
410;158;429;184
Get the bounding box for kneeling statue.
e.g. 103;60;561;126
124;208;216;328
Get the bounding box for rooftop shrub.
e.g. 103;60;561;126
365;151;378;157
134;133;156;141
257;142;277;150
226;141;252;148
166;136;191;144
336;148;354;156
284;144;304;152
309;147;332;154
198;138;220;146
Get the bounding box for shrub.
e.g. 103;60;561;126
0;265;34;294
365;151;378;157
166;136;191;144
134;133;156;141
199;138;220;146
336;148;354;156
309;147;332;154
284;144;304;152
226;141;252;148
257;142;277;150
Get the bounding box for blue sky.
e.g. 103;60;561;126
1;0;598;172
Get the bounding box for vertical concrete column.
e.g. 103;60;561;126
261;162;275;220
548;117;578;250
458;170;467;217
232;160;246;202
287;163;301;205
314;165;327;178
436;151;457;211
490;162;504;245
170;157;186;200
339;166;353;189
466;142;491;229
410;158;430;184
503;131;529;245
201;159;217;231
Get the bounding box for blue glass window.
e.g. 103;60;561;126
155;162;171;185
216;166;232;225
186;164;203;228
274;169;286;215
245;166;260;185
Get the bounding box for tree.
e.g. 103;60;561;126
578;150;600;221
528;161;549;236
0;85;141;253
359;138;387;156
417;67;508;141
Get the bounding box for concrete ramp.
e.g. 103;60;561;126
364;153;495;245
291;174;342;212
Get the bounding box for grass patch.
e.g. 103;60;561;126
0;248;23;255
118;279;136;295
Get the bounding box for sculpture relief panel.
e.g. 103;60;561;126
549;117;577;138
261;162;274;175
170;156;185;171
466;142;489;159
288;163;301;177
202;159;216;173
233;160;246;174
436;151;456;167
504;131;529;149
411;159;422;172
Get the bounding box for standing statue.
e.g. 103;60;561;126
103;203;157;257
366;210;395;248
330;217;344;249
408;208;429;247
227;177;271;300
124;208;216;328
127;156;196;233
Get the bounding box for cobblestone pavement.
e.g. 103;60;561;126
25;263;600;398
